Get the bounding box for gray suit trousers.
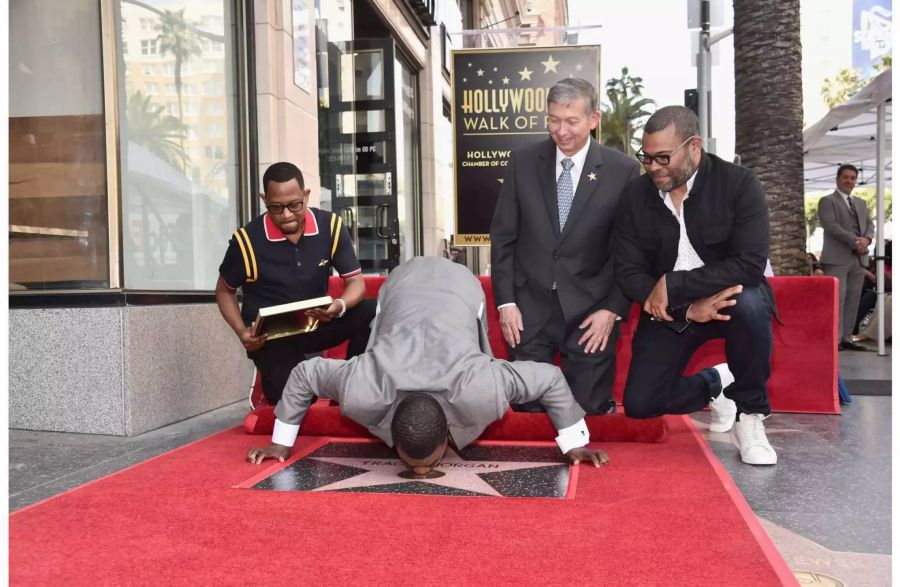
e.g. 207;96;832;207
823;261;866;343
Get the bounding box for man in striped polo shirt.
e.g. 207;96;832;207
216;162;376;405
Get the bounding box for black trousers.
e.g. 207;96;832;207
622;286;772;418
510;292;619;415
248;298;377;404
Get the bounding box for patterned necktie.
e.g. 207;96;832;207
847;195;861;236
557;158;575;230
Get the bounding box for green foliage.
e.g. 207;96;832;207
600;67;655;156
127;91;190;170
820;68;866;109
820;56;892;110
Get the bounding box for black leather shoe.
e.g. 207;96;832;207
586;399;617;415
840;341;869;351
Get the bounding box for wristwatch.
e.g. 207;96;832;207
335;298;347;318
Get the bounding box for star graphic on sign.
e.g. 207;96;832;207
477;68;484;76
502;76;510;85
488;80;493;85
541;55;560;73
468;62;472;67
588;172;597;182
498;178;505;184
519;67;533;81
307;448;560;496
493;66;498;72
463;77;467;82
576;63;583;71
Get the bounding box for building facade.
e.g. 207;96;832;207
8;0;566;435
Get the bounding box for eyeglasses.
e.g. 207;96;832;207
265;200;305;215
635;135;698;166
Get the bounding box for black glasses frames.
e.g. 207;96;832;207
635;135;699;166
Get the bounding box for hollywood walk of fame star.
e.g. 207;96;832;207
502;76;510;85
541;55;560;73
518;66;533;81
308;448;562;497
588;172;597;182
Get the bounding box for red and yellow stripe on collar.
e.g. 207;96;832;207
329;213;343;258
233;227;259;282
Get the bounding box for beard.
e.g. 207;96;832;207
652;157;697;193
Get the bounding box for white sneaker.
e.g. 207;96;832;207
731;413;777;465
708;364;736;433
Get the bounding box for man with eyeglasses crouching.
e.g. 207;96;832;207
216;161;376;407
613;106;778;465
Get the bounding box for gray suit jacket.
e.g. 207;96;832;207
490;138;640;336
818;190;874;266
275;256;586;449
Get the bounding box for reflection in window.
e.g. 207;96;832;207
9;0;109;289
340;50;384;102
120;0;237;290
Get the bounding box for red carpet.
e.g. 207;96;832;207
10;416;793;586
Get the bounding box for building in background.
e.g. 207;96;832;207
8;0;570;436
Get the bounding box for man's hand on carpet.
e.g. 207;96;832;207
565;447;609;468
247;444;291;464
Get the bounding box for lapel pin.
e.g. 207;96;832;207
588;172;597;182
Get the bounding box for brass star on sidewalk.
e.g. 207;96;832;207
541;55;560;73
519;66;533;81
308;448;559;496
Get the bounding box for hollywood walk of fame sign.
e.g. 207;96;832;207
246;441;577;499
451;45;601;246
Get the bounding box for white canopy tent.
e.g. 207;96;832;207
803;68;892;355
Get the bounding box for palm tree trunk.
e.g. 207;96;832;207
734;0;807;275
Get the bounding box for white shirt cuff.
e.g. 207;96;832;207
555;418;590;454
272;419;300;447
497;302;517;310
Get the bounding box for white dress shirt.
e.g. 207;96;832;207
659;171;705;272
555;138;592;194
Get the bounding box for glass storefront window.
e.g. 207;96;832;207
9;0;110;290
118;0;239;290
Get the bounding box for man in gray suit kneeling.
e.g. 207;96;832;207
247;256;608;476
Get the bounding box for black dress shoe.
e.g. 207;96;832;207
840;341;869;351
586;399;618;415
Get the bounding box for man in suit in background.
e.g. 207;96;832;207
614;106;777;465
246;257;608;473
818;164;874;351
489;78;640;415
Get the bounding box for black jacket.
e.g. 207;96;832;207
490;139;640;335
613;152;774;329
